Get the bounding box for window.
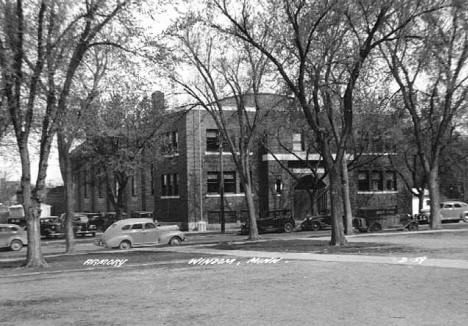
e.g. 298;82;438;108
207;171;237;194
131;223;143;230
371;171;383;191
98;176;104;198
144;223;156;229
206;129;220;152
384;171;397;191
131;175;137;197
454;203;462;208
224;172;236;193
122;225;131;230
292;133;305;151
161;173;179;196
358;171;370;191
151;164;154;195
161;131;178;154
83;172;88;198
207;172;219;193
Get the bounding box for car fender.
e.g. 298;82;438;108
158;230;184;244
10;235;28;246
106;235;133;248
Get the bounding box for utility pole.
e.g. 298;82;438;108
219;133;225;233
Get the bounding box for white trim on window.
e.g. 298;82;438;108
161;195;181;199
206;193;246;198
357;191;398;195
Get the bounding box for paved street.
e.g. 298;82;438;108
1;224;468;325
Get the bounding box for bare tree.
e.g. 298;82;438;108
0;0;127;267
210;0;442;245
164;18;280;240
381;0;468;228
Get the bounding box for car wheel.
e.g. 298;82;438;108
169;237;182;246
311;221;321;231
10;240;23;251
407;223;418;231
119;240;131;250
283;222;294;233
368;222;382;232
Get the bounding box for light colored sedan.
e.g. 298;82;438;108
418;201;468;223
0;224;28;251
96;218;185;250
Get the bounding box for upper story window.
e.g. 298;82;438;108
206;129;220;152
292;133;305;151
206;129;229;152
161;131;178;154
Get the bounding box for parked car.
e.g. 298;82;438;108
240;210;295;235
300;214;332;231
40;216;64;238
353;213;418;232
131;211;155;220
96;218;185;250
417;201;468;224
0;224;28;251
100;212;127;232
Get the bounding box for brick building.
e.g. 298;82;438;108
72;93;411;230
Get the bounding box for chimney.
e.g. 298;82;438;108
151;91;165;111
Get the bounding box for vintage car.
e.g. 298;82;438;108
96;218;185;250
40;216;64;238
353;207;418;232
131;211;155;220
300;214;332;231
240;209;295;234
0;223;28;251
417;201;468;224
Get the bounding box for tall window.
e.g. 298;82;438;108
98;175;104;198
371;171;383;191
161;173;179;196
207;172;219;193
384;171;397;191
358;171;370;191
206;129;220;152
83;172;88;199
150;164;155;195
161;131;178;154
224;172;236;193
131;175;137;197
292;133;305;151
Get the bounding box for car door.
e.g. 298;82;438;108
143;222;158;245
441;203;456;220
129;223;145;245
0;226;8;248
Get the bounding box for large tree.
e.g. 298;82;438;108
211;0;441;245
164;18;276;239
381;0;468;228
0;0;127;267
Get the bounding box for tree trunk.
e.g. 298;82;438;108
428;164;441;229
328;164;347;246
341;153;353;235
20;146;47;268
244;182;260;240
58;134;76;253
